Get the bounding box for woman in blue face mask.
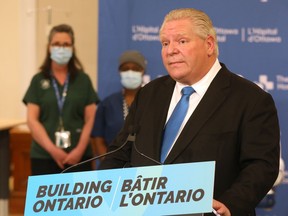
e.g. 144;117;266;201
91;50;147;167
23;24;100;175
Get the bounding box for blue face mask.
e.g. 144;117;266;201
50;47;73;65
120;70;143;89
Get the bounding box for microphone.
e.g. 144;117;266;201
61;126;136;173
132;125;162;165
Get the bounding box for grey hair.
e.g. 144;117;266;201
159;8;219;56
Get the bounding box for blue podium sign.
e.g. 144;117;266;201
24;161;215;216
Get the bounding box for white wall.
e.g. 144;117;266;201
0;0;98;121
0;0;30;120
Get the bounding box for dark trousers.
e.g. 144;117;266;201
31;157;93;176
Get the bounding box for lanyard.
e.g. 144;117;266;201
51;74;70;116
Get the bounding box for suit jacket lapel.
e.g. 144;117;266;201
165;68;231;164
150;77;176;160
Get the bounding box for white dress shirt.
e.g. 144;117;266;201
164;59;222;155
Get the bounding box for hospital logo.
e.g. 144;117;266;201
254;75;274;91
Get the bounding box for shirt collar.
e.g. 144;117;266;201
175;59;221;97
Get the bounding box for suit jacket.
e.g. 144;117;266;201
100;63;280;216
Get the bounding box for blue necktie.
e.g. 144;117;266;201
160;86;195;163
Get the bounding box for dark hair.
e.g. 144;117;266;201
39;24;84;79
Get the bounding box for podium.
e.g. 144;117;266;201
25;161;215;216
0;119;25;216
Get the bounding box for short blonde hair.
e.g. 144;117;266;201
160;8;219;56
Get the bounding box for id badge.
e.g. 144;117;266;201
55;131;71;149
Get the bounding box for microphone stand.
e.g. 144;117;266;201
61;133;136;173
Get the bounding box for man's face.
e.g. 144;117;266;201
160;19;214;85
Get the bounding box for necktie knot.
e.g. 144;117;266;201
181;86;194;96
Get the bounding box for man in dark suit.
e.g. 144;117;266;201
100;8;280;216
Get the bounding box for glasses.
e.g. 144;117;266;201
50;42;73;48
